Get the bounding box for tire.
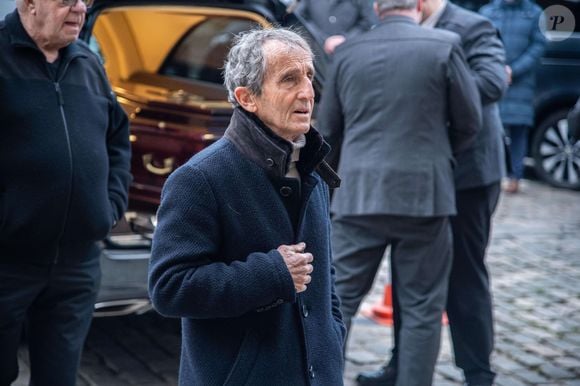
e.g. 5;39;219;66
531;109;580;190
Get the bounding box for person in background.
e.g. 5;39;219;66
416;1;507;385
296;0;377;54
0;0;131;384
480;0;546;193
148;28;345;386
317;0;482;383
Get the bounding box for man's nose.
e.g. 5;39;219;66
299;78;315;100
70;0;88;12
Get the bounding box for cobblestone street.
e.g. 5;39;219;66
15;179;580;385
345;180;580;386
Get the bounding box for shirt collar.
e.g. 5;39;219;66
224;108;334;181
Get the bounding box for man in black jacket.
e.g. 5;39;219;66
0;0;131;384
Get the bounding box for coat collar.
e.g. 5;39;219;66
5;10;87;64
376;14;417;27
434;2;455;28
224;108;340;188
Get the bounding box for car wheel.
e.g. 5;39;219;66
532;109;580;190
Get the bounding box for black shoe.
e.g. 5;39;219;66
356;364;397;386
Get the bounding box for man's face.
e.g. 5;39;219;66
251;41;315;142
31;0;87;50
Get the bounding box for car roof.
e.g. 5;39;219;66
87;0;287;23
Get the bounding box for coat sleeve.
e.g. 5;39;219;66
317;58;345;171
462;18;508;105
447;40;483;154
148;165;297;319
509;9;546;80
106;88;131;224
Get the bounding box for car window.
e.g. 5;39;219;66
160;17;259;84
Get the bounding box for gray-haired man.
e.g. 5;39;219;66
148;28;344;386
318;0;481;384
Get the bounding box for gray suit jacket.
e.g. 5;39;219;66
296;0;377;41
436;3;508;190
318;15;481;217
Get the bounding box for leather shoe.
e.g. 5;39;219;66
356;364;397;386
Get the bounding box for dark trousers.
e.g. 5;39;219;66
0;251;100;386
504;124;530;180
447;182;500;386
333;214;452;386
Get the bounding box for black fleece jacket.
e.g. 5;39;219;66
0;11;131;264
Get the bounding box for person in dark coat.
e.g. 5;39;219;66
296;0;377;54
317;0;481;384
480;0;546;193
148;28;345;386
425;2;508;385
0;0;131;384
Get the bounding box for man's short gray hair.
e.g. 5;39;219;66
223;28;313;107
375;0;418;14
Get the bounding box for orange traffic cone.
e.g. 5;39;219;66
361;284;394;326
362;284;448;326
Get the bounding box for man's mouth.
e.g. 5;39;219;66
64;21;81;28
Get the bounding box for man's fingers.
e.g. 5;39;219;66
287;242;306;252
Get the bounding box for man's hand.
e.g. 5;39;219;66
324;35;346;54
278;242;314;293
505;65;512;85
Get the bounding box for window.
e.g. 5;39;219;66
160;17;259;84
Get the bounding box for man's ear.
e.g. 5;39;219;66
234;87;257;112
26;0;36;14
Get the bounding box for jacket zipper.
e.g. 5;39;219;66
52;81;74;264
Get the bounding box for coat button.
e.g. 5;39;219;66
266;158;275;167
280;186;292;197
302;304;309;318
328;15;337;23
309;365;315;379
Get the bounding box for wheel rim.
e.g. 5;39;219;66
538;118;580;187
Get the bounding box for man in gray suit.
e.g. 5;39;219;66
423;1;507;385
318;0;481;384
296;0;377;54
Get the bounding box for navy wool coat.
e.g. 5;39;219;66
149;108;345;386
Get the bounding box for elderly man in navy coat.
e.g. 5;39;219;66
149;28;344;386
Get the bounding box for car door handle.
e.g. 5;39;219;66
142;154;175;176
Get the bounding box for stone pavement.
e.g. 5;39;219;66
13;179;580;385
344;179;580;386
